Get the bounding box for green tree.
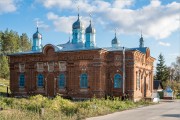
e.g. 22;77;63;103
0;29;31;79
155;53;169;82
0;31;2;54
19;33;31;52
170;56;180;81
0;55;9;79
1;29;19;54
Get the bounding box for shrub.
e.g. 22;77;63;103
52;95;78;116
0;95;153;120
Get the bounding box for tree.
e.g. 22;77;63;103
0;29;31;79
19;33;31;52
0;55;9;79
170;56;180;81
1;29;19;54
162;56;180;98
155;54;169;82
0;31;2;54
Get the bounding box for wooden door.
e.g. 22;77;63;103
47;74;55;97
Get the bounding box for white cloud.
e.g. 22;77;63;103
47;12;59;20
47;12;89;33
168;53;180;57
159;41;171;46
38;0;180;40
150;0;161;7
33;18;50;30
0;0;17;14
112;0;134;9
37;0;72;9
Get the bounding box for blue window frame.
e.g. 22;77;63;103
58;74;65;88
19;74;25;87
80;73;88;88
114;74;122;88
37;74;44;87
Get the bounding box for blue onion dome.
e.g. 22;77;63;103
72;14;84;29
33;28;42;39
111;33;118;44
140;35;143;42
85;21;95;34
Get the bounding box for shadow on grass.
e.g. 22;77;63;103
0;92;10;97
162;114;180;118
160;100;175;102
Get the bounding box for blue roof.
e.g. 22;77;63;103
8;50;41;56
58;42;101;52
129;47;147;53
103;47;124;51
164;86;173;92
102;47;148;53
8;42;148;56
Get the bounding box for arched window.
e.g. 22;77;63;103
136;72;140;90
19;74;25;87
58;74;66;88
114;74;122;88
80;73;88;88
37;74;44;87
148;74;150;90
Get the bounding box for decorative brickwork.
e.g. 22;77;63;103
9;44;155;101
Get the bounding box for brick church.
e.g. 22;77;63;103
8;13;155;101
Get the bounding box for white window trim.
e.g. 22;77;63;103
48;62;54;72
19;63;25;73
59;61;67;72
37;62;44;72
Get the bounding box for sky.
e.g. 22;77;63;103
0;0;179;67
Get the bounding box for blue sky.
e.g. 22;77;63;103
0;0;179;67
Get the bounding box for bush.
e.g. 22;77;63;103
0;95;153;120
52;96;78;116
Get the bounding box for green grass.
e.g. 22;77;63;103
176;96;180;99
0;78;9;96
0;78;155;119
0;95;154;120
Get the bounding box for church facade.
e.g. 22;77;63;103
8;14;155;101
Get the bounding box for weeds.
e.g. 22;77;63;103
0;95;154;120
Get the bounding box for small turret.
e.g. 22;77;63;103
72;13;85;44
85;20;96;48
111;31;120;48
32;22;42;51
139;33;144;48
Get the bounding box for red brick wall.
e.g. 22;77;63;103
9;45;155;101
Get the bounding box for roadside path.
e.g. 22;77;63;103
87;100;180;120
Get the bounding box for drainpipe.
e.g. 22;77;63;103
123;47;125;95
